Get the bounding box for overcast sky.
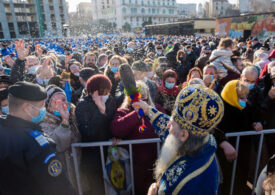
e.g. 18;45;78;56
66;0;238;13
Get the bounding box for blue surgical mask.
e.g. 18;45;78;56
1;106;9;115
196;44;200;48
168;44;172;48
243;46;247;49
28;65;40;75
157;51;162;55
187;51;191;55
271;59;275;62
111;67;119;73
128;48;133;53
238;100;246;108
203;74;214;82
165;82;175;89
53;105;71;117
246;83;255;90
28;106;47;124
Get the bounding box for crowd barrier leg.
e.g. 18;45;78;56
251;133;264;195
129;144;135;195
72;146;83;195
100;145;109;194
229;136;240;195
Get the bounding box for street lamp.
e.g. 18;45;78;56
63;24;69;37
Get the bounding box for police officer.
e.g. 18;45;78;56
0;81;76;195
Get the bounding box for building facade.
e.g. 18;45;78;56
91;0;178;30
77;2;93;19
177;3;197;19
209;0;231;17
0;0;69;40
237;0;273;14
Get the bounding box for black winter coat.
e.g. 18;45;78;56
217;101;250;134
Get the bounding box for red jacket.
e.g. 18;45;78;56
110;104;165;194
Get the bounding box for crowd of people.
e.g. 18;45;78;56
0;34;274;195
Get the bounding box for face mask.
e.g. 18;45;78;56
238;100;246;108
1;106;9;115
273;83;275;87
111;67;119;73
128;48;133;53
246;83;255;90
243;46;247;49
187;51;191;55
28;65;40;75
168;44;172;48
28;106;46;124
44;78;50;85
271;59;275;62
196;44;200;48
165;82;175;89
101;95;109;103
203;74;214;82
74;72;80;77
147;71;153;78
157;51;162;55
53;105;71;117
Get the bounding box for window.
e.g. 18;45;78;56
123;7;127;13
136;17;139;22
163;9;166;14
141;8;145;14
152;8;155;14
148;8;151;13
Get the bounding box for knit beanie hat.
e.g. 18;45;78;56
45;85;66;108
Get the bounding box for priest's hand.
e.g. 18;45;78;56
132;101;149;115
147;183;158;195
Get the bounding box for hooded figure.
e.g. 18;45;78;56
165;43;181;70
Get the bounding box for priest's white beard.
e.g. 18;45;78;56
154;133;182;181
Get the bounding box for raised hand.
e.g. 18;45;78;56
15;40;29;60
65;54;72;70
35;44;43;58
4;56;15;67
92;90;106;114
55;100;69;124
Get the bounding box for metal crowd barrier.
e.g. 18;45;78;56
71;129;275;195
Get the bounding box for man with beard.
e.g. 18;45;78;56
83;52;100;73
133;85;224;195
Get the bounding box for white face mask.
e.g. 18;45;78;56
101;95;109;103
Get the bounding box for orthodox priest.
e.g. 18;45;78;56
133;84;224;195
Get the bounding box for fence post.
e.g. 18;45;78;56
129;144;135;195
251;133;264;195
72;146;82;195
229;136;240;195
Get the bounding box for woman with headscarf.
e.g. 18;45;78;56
40;85;80;189
156;69;179;115
217;80;252;195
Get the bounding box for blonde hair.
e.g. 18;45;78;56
120;81;155;110
236;81;249;98
218;38;233;49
